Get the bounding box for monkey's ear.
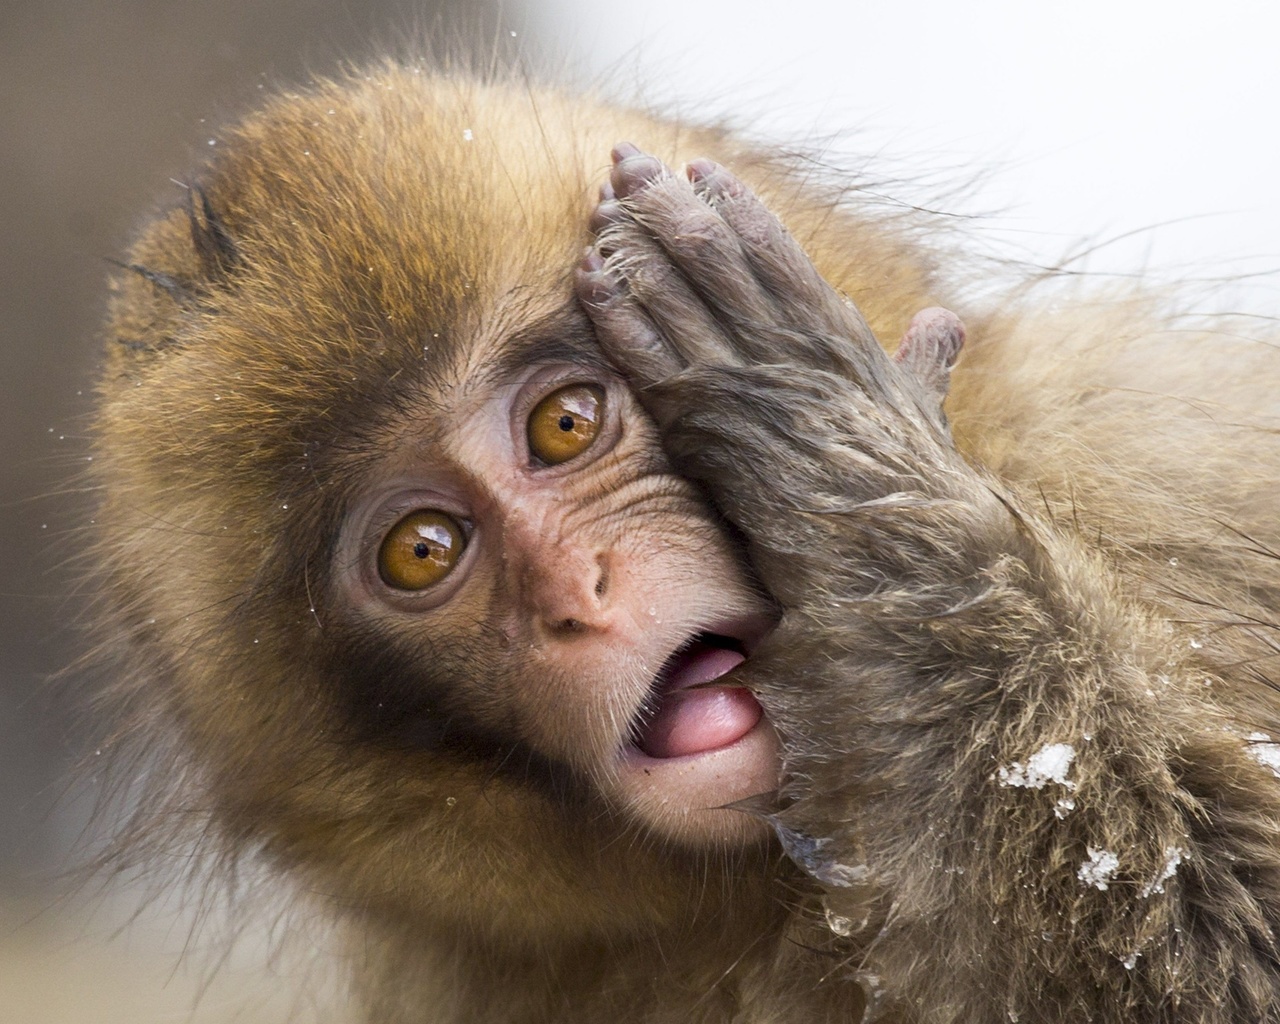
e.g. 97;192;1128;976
105;183;242;359
186;185;241;282
893;306;965;408
105;259;192;311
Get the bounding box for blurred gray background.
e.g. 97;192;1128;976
3;0;1278;1018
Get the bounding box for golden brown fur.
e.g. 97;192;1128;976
91;62;1280;1022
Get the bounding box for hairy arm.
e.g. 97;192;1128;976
576;146;1280;1023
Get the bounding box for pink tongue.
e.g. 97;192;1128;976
639;646;762;759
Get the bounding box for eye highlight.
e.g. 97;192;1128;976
378;510;466;591
527;384;604;465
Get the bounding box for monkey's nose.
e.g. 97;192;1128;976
524;544;613;636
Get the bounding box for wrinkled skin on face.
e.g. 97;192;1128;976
332;332;782;843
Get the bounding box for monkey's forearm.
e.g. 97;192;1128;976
578;147;1280;1022
776;508;1280;1023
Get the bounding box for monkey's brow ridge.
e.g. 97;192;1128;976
486;310;613;386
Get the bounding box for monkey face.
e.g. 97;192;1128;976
332;345;780;846
94;73;812;941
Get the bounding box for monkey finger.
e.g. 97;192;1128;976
595;219;742;370
589;198;626;237
611;145;780;336
575;251;685;397
892;307;966;406
609;142;671;198
687;159;877;348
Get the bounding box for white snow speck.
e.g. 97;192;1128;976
1078;847;1120;890
822;862;871;887
998;743;1077;791
1054;796;1077;819
823;906;855;937
1248;739;1280;777
462;128;474;141
1121;951;1141;970
1139;846;1187;898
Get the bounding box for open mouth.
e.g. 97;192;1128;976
631;631;764;759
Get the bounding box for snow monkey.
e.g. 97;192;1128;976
90;63;1280;1023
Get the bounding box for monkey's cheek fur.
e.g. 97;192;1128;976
614;714;780;845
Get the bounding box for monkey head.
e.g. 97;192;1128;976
93;70;791;945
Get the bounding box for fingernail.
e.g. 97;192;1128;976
686;158;717;182
580;249;604;273
574;265;620;307
588;199;624;234
611;141;641;164
687;158;740;198
610;153;665;198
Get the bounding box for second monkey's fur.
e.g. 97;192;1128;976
92;63;1280;1023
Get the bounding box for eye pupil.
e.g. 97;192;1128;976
558;414;575;432
413;541;430;559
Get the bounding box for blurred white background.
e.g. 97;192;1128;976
546;0;1280;307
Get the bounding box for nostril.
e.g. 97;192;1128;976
524;547;613;636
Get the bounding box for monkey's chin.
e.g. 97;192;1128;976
615;715;781;847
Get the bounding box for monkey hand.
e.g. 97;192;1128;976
573;143;1040;857
575;144;1001;611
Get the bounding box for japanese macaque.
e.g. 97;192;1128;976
90;62;1280;1024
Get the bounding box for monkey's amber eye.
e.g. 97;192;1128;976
527;384;605;465
378;511;466;591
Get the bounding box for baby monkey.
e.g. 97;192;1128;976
91;68;1280;1024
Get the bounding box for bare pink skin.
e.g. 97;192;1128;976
894;307;966;404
